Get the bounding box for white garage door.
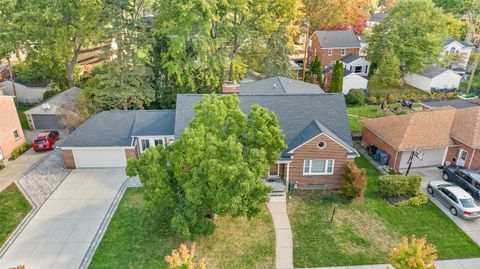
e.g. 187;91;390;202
73;148;127;168
399;148;447;169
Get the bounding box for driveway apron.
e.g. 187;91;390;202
0;168;128;269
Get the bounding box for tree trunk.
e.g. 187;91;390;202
7;58;18;106
228;9;238;80
467;51;479;94
66;43;82;88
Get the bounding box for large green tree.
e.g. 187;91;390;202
127;94;286;239
368;0;448;79
371;48;401;87
330;60;344;93
15;0;104;88
259;26;293;78
309;56;323;85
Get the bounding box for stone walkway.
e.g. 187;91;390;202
17;149;70;206
266;180;294;269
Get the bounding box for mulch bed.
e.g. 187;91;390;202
384;195;412;205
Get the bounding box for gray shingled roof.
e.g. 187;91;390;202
131;110;176;136
444;37;474;48
422;99;478;109
60;109;175;147
25;87;82;115
419;66;451;78
369;12;387;22
314;30;361;48
240;76;323;95
340;55;361;64
174;94;354;157
322;66;352;77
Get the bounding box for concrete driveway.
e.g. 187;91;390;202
410;167;480;246
0;168;128;269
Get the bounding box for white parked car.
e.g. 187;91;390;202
427;181;480;219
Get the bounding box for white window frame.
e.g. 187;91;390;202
328;49;333;56
303;159;335;175
13;129;20;140
341;49;346;56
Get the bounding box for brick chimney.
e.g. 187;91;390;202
222;81;240;93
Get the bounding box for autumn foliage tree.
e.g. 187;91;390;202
342;162;367;200
165;244;206;269
127;94;286;239
390;236;437;269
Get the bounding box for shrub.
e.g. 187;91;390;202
390;235;437;269
378;175;421;197
396;193;428;207
342;162;367;200
43;89;63;100
367;96;378;105
345;89;366;105
11;143;31;160
387;94;398;103
165;244;206;269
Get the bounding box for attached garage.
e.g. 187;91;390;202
73;148;127;168
399;147;447;169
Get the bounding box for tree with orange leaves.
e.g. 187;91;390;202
165;244;207;269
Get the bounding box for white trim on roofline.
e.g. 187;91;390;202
59;146;135;150
287;132;355;154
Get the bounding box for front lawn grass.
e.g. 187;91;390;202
460;73;480;95
368;80;426;97
346;105;391;133
89;188;275;269
16;104;35;130
0;184;31;245
288;156;480;267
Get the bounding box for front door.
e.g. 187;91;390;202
457;149;468;167
269;164;279;177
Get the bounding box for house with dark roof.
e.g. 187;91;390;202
307;30;361;71
238;76;323;95
405;66;462;93
362;106;480;170
422;99;479;110
366;12;387;28
443;37;474;69
59;92;358;190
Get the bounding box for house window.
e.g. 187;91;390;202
141;139;150;151
328;49;333;56
354;66;363;73
449;47;456;55
341;49;346;56
13;129;19;140
154;139;164;147
307;183;326;189
331;61;335;66
303;160;335;175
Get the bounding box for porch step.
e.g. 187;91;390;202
270;190;285;197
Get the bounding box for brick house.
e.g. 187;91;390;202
362;106;480;170
0;96;26;160
59;79;358;190
307;30;361;70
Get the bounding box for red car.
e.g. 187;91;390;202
32;131;60;152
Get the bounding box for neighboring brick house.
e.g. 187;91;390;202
307;30;361;70
362;106;480;170
0;96;26;160
59;80;357;190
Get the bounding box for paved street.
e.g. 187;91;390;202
0;169;128;269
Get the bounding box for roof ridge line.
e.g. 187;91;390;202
277;77;288;93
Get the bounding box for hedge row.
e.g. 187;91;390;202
378;175;421;197
11;143;31;160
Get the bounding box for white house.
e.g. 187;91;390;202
443;37;474;69
358;35;368;57
405;66;462;93
322;67;368;95
340;55;370;76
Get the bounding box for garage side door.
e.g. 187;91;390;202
31;114;63;130
73;149;127;168
399;148;446;169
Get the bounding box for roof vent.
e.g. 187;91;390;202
273;83;277;88
289;80;292;84
41;103;52;111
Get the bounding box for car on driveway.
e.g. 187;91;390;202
442;165;480;200
427;181;480;219
32;131;60;152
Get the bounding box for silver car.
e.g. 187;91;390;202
427;181;480;219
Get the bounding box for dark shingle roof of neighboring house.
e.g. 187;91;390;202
369;12;388;22
131;110;176;136
422;99;478;109
314;30;361;49
60;109;175;148
444;37;474;48
239;76;323;95
174;94;356;157
25;87;82;115
322;66;352;77
418;66;451;78
340;54;361;64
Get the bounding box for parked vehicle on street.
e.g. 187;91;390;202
32;131;60;152
442;165;480;200
427;180;480;219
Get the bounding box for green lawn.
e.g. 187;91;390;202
368;80;427;97
288;156;480;268
346;105;391;133
0;184;31;245
89;188;275;269
460;73;480;95
16;104;34;130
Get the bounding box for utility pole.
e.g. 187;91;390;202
302;24;310;81
7;57;18;106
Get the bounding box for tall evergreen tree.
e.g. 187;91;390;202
330;60;343;93
309;56;323;86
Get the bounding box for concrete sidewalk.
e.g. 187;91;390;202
303;258;480;269
267;195;294;269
